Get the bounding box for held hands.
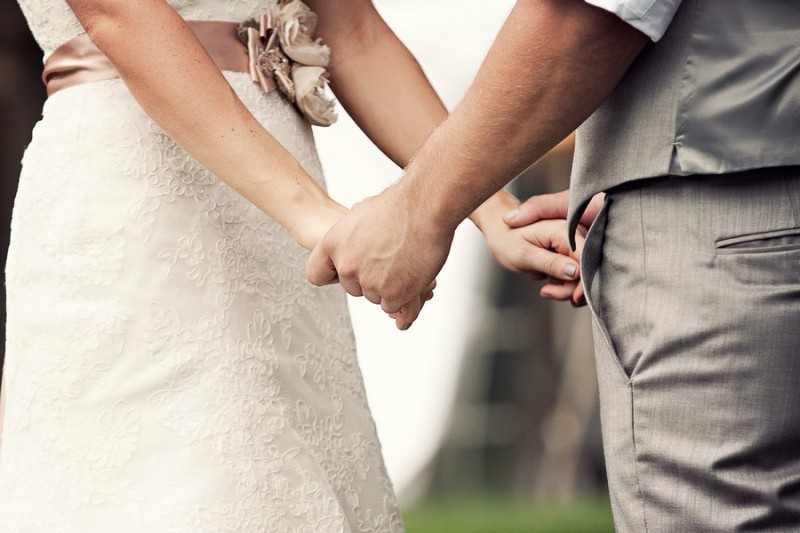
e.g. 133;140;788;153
484;218;588;305
306;183;452;330
498;189;604;305
304;187;602;328
288;198;349;252
473;190;587;306
292;193;434;330
503;189;603;232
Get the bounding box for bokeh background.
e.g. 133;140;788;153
1;1;613;531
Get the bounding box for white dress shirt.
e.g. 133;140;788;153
584;0;683;41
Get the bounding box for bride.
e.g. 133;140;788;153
0;0;581;531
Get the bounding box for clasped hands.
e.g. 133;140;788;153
307;188;602;330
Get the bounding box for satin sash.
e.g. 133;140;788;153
42;21;276;96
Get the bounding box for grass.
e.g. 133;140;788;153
403;495;615;533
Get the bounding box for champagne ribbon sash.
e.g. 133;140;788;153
42;21;276;97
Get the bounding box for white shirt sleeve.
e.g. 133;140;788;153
583;0;684;41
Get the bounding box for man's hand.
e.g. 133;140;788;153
307;184;455;329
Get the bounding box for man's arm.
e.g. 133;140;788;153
312;0;584;283
308;0;648;315
304;0;592;327
398;0;646;229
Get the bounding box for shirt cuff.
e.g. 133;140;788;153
583;0;683;41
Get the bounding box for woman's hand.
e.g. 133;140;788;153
488;219;587;304
503;189;604;231
387;282;436;331
471;190;587;306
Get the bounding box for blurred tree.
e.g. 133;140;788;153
0;4;46;379
419;137;607;504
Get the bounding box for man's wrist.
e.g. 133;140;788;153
390;170;460;239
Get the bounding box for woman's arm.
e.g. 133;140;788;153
65;0;345;249
306;0;445;167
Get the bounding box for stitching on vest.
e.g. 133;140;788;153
672;0;702;159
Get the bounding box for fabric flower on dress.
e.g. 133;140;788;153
238;0;337;126
292;66;336;127
276;0;330;67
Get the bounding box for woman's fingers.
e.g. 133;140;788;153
389;282;436;330
540;278;579;301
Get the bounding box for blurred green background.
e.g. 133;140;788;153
404;496;614;533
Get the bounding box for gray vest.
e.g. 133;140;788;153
568;0;800;241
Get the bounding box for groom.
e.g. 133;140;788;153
309;0;800;531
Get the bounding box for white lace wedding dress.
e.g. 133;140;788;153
0;2;404;532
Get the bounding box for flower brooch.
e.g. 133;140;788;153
238;0;337;126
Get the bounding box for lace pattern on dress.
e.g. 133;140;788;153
0;22;403;531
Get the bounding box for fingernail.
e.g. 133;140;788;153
504;209;519;221
402;322;412;331
576;296;587;307
563;263;578;279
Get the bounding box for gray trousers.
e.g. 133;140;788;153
581;167;800;532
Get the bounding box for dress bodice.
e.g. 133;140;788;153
17;0;276;59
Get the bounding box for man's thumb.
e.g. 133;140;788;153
306;245;339;286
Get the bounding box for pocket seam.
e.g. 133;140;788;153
715;227;800;251
581;199;633;384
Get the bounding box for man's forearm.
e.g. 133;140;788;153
396;0;648;232
306;0;648;321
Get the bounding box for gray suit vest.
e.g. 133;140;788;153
568;0;800;241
